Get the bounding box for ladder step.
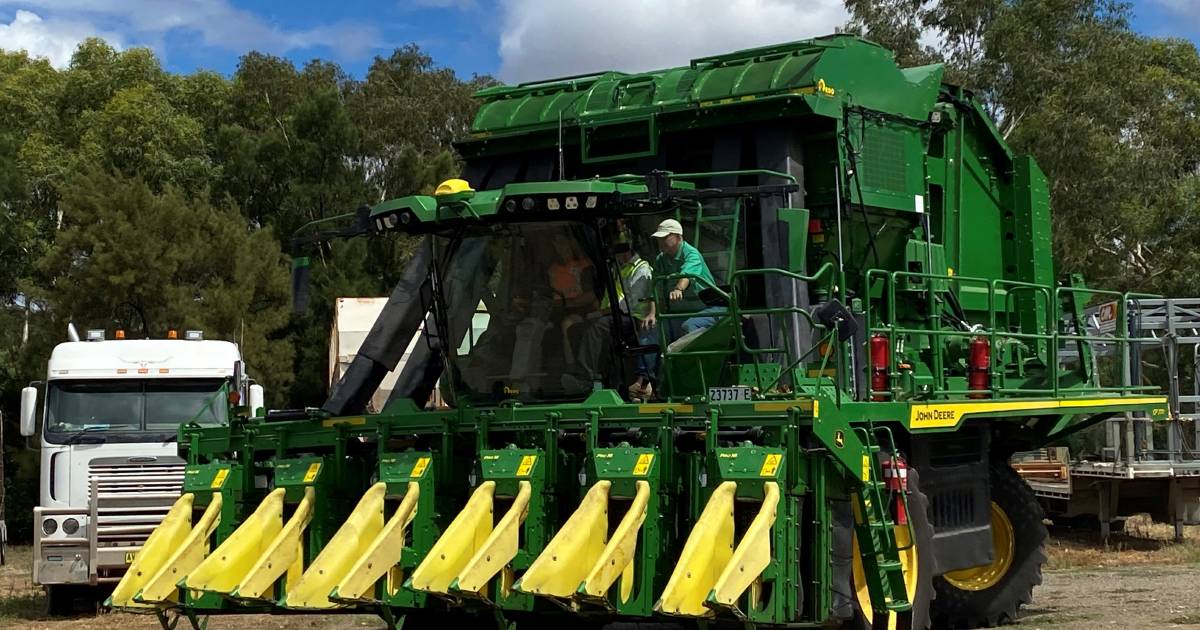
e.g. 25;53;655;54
697;214;738;222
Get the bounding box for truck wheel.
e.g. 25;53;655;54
847;467;934;630
932;462;1047;628
46;585;79;616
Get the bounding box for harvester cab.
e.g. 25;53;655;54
108;34;1171;630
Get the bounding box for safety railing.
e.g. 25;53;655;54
864;267;1162;400
648;262;839;402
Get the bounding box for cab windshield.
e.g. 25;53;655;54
44;378;229;443
434;221;632;404
430;198;748;405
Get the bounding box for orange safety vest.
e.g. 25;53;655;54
550;257;592;299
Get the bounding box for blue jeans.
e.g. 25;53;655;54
636;306;726;381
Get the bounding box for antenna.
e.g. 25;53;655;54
557;110;565;180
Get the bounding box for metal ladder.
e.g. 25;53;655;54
850;427;912;614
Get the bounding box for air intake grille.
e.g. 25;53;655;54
861;126;909;193
88;459;184;547
930;487;976;530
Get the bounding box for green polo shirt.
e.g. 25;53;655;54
653;241;716;312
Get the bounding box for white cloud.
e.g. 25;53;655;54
497;0;849;83
0;1;381;61
0;9;120;67
1154;0;1200;18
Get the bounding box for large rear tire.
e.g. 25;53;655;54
931;462;1047;628
847;467;934;630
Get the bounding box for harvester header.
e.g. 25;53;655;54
107;33;1166;630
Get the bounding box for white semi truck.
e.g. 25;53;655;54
19;326;262;613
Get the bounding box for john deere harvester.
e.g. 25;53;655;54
107;34;1167;629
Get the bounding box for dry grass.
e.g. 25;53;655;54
1045;514;1200;570
0;545;43;623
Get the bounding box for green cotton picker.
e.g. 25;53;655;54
105;34;1167;630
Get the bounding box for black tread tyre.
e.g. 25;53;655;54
845;467;934;630
931;462;1047;628
46;584;81;616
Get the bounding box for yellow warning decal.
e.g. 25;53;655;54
638;403;694;414
861;455;871;482
516;455;537;477
752;400;818;413
409;457;431;479
125;551;135;564
210;468;230;489
759;454;782;477
303;462;322;483
633;453;654;476
908;396;1168;429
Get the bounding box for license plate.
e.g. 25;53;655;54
707;386;752;402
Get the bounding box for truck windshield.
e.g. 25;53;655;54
45;379;228;442
434;221;625;404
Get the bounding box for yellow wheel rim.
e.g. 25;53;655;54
942;501;1014;591
852;521;919;629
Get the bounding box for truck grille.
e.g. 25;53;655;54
88;457;185;547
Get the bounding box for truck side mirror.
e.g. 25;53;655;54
249;384;265;418
20;386;38;437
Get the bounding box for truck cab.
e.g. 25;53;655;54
19;328;261;611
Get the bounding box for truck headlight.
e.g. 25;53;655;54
42;518;57;535
62;518;80;535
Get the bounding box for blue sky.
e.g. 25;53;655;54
0;0;1196;84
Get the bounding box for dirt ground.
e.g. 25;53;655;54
2;520;1198;630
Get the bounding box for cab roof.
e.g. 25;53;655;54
47;339;241;379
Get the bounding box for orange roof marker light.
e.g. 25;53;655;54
167;329;178;339
115;329;126;340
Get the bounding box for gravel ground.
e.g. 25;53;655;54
1011;564;1200;629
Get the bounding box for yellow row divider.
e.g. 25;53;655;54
655;481;781;618
515;481;610;600
579;479;651;604
707;481;780;616
331;482;421;604
107;493;201;610
408;481;497;594
184;487;286;595
283;482;399;609
450;480;531;596
655;481;736;617
134;493;224;605
232;486;315;601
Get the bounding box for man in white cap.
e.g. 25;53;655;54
629;218;721;400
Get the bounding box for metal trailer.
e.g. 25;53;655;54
1021;298;1200;539
105;34;1167;630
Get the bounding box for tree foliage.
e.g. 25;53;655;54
0;38;491;538
844;0;1200;292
